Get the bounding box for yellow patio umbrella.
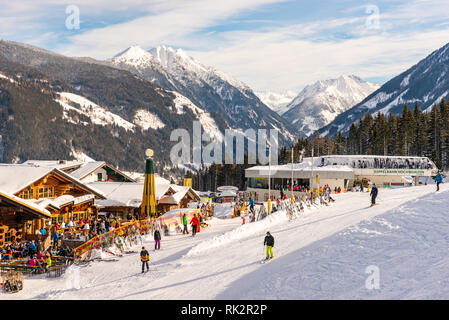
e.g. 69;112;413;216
141;149;157;218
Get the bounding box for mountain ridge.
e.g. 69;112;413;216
281;75;380;136
318;42;449;137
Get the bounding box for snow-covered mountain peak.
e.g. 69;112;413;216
149;45;208;75
108;44;298;143
113;45;147;59
111;45;159;69
282;75;380;136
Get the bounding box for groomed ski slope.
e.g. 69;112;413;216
3;184;449;300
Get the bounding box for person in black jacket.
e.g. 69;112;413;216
264;232;275;260
154;229;161;250
370;183;378;206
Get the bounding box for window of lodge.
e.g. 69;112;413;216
38;187;54;199
20;188;34;199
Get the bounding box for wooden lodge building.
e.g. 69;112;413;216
90;178;201;218
0;164;106;247
0;191;51;247
0;160;200;247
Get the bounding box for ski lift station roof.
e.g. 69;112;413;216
245;162;354;180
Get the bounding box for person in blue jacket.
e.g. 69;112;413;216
435;172;443;191
28;240;37;256
53;232;59;245
249;198;255;213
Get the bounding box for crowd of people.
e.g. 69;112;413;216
0;213;144;271
317;156;435;170
0;238;73;272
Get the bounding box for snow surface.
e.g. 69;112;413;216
56;92;136;132
3;184;449;299
133;109;165;130
255;90;297;115
170;90;223;142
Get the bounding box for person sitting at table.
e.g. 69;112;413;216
67;220;74;231
28;256;37;267
45;253;52;270
2;247;12;261
36;251;44;263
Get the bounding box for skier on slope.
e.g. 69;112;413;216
140;246;150;273
263;232;275;260
190;214;200;237
182;213;189;234
154;229;161;250
435;172;443;192
370;183;378;207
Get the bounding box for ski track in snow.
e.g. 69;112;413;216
3;184;449;300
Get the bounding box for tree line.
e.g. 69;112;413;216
285;99;449;170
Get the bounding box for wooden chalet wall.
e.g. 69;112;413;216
14;172;98;236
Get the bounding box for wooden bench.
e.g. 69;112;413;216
0;263;45;275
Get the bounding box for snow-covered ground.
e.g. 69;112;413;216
3;184;449;300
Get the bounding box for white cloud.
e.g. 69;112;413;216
187;23;449;91
1;0;448;92
56;0;288;58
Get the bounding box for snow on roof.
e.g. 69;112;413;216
0;164;54;194
32;194;95;210
0;164;106;199
22;160;84;171
245;162;354;179
89;182;174;208
69;161;106;179
0;189;51;217
217;186;238;192
68;161;136;182
217;190;237;198
159;187;190;205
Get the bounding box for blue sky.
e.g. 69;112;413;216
1;0;448;92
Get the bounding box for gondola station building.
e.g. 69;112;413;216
245;155;438;201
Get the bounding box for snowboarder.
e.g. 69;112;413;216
190;214;200;237
263;231;275;260
370;183;378;206
140;246;150;273
182;213;189;234
154;229;161;250
435;172;443;191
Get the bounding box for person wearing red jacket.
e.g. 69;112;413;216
190;214;200;237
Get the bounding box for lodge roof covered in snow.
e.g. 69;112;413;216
245;161;355;179
89;179;175;208
0;164;106;199
69;161;136;182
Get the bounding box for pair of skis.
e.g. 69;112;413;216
260;256;275;264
